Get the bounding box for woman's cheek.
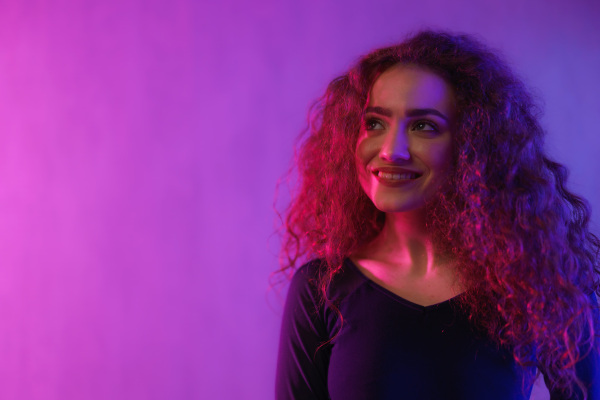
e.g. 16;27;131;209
355;136;378;165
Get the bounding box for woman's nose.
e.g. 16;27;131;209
380;126;410;162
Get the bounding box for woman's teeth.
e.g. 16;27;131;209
378;171;418;180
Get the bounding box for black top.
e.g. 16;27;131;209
276;259;600;399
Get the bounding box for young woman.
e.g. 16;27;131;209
276;30;600;399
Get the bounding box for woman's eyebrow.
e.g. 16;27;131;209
364;106;393;117
364;106;449;122
405;108;449;122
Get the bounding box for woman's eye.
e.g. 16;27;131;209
364;118;384;131
412;121;438;131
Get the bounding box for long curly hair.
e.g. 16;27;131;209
279;30;600;398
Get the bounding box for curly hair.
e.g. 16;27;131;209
279;30;600;398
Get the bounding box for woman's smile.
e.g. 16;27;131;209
372;167;422;186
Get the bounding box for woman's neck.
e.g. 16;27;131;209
356;208;452;277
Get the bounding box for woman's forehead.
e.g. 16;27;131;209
368;65;457;118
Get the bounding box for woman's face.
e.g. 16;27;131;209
355;64;457;213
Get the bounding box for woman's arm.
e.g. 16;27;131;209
275;263;331;400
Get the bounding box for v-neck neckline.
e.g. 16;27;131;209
344;258;464;311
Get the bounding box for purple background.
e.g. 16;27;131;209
0;0;598;399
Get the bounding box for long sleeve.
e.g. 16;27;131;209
275;263;331;400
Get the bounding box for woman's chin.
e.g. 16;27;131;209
373;200;424;214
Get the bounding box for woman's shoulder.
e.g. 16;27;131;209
284;260;322;307
288;258;366;305
291;259;323;280
286;259;322;297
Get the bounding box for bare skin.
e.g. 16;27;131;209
350;208;462;307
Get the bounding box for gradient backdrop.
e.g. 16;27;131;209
0;0;598;399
